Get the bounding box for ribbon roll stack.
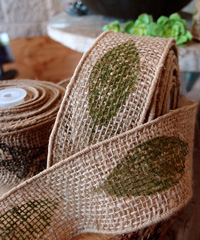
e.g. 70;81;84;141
0;32;197;240
0;79;64;190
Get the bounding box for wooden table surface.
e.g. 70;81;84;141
2;36;200;240
5;36;83;84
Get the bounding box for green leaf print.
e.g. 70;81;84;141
97;136;188;197
0;198;60;239
88;40;140;140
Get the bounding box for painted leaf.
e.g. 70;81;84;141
97;136;188;197
88;40;140;140
0;142;45;179
0;198;60;239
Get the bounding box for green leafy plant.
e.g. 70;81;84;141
102;20;123;33
103;13;192;46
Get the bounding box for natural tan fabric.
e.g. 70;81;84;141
0;79;65;186
48;32;180;167
0;32;197;240
58;78;71;89
0;98;196;240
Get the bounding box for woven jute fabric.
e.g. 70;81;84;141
109;214;177;240
57;78;71;89
0;79;65;187
48;31;180;167
0;97;197;239
0;32;197;239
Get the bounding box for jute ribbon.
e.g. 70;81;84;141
0;79;65;189
48;32;180;166
0;32;197;240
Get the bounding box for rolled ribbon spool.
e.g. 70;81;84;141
0;32;197;240
0;79;65;189
0;88;27;107
48;31;180;166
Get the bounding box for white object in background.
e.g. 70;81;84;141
0;32;10;45
0;88;27;107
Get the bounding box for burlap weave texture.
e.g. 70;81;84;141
48;32;180;167
0;80;65;187
0;32;197;239
0;97;196;239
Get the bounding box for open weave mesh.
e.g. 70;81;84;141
0;32;197;239
0;80;65;186
0;98;196;239
48;32;180;167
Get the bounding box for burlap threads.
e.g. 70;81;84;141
0;32;197;240
0;79;65;189
57;78;71;89
48;32;180;167
0;98;196;240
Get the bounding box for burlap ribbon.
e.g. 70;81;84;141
0;80;65;190
0;32;197;240
48;32;180;166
